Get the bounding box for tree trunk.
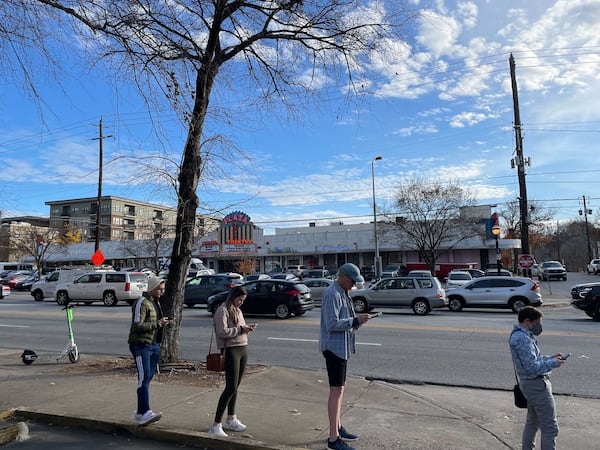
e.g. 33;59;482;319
160;63;219;363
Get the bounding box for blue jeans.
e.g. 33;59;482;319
130;343;160;415
520;377;558;450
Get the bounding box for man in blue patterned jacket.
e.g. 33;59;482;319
509;306;566;450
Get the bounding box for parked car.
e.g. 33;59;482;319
285;265;308;278
184;274;243;307
445;271;472;288
302;278;334;306
245;273;270;282
0;285;10;299
407;270;433;278
587;259;600;275
55;271;149;306
538;261;567;281
349;276;447;316
0;271;34;287
207;279;314;319
453;268;485;278
270;273;299;281
446;276;542;313
571;285;600;320
12;274;39;291
360;266;376;281
382;263;408;277
484;268;513;277
304;269;331;279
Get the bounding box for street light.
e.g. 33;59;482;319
492;223;501;275
372;156;383;278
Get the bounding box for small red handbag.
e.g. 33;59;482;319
206;327;225;372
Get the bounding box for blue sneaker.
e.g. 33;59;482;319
327;437;355;450
339;426;358;441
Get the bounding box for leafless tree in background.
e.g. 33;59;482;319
381;179;478;275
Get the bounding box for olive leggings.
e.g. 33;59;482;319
214;345;248;423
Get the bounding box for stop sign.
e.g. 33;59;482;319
518;254;535;269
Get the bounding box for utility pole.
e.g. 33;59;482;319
509;54;531;275
91;117;113;251
580;195;593;262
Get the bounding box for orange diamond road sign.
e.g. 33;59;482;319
91;249;105;266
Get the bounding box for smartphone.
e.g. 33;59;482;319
368;312;381;319
561;352;571;360
167;317;174;321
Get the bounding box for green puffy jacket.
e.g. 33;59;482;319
128;294;164;345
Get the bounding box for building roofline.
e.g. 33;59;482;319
45;195;175;210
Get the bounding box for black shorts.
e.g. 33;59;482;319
323;350;347;387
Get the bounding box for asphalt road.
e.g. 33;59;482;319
2;272;599;397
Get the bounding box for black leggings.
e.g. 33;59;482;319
214;345;248;422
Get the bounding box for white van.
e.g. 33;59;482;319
0;262;34;275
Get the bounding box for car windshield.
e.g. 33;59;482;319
544;262;562;267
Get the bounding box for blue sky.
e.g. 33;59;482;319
1;0;599;235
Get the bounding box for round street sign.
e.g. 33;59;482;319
518;254;535;269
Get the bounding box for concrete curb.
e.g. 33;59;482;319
7;409;302;450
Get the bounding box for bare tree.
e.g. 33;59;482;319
500;199;553;240
25;0;417;362
380;179;478;275
8;225;67;273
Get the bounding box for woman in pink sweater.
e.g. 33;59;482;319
208;286;256;437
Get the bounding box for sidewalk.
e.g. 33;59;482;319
0;346;598;450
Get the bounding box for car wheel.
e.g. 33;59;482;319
448;297;463;312
103;291;118;306
32;290;44;302
412;299;430;316
563;276;567;281
275;303;291;319
352;297;368;313
510;298;528;313
585;310;594;318
56;291;69;306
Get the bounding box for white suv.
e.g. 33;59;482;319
55;271;149;306
31;269;90;302
447;276;542;313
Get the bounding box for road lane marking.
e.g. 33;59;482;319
4;310;600;339
267;337;381;346
0;324;29;328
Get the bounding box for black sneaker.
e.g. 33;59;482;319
339;425;358;441
327;437;355;450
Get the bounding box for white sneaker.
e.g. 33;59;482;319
223;417;247;432
208;423;228;436
136;410;162;426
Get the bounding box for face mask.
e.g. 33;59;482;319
530;323;543;336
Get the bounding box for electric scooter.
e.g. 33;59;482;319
21;303;80;365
